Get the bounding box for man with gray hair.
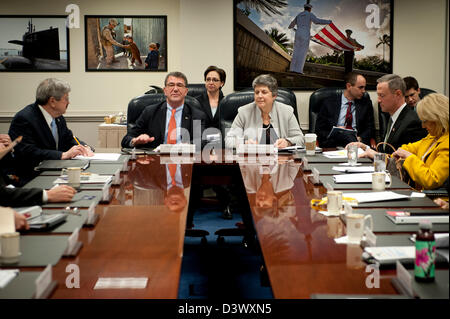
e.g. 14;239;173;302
376;74;427;153
9;78;93;183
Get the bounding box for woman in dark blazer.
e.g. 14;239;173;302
194;66;226;130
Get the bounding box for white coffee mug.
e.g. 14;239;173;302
1;232;20;264
63;167;82;188
371;172;392;191
346;213;373;243
327;190;343;214
304;133;317;155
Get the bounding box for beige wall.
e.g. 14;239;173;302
0;0;448;147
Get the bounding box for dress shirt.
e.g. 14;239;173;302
164;104;184;144
337;95;356;130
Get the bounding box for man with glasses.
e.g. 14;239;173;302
122;71;206;149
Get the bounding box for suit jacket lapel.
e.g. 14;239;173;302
33;103;56;149
181;104;191;133
333;94;342;125
387;107;408;144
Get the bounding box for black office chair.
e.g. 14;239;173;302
126;94;203;133
238;87;299;123
378;87;436;142
309;87;375;147
144;85;164;94
186;83;206;97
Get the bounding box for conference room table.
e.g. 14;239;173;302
4;150;448;299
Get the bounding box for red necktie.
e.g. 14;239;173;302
168;108;177;144
345;101;353;129
168;164;177;186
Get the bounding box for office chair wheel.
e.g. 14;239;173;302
217;236;225;245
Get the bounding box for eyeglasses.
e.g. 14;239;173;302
166;83;186;89
206;78;220;83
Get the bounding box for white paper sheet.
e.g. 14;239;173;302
333;173;390;184
343;191;410;204
323;148;365;158
94;277;148;289
0;269;19;289
75;153;121;161
364;246;415;261
53;174;112;184
332;166;375;173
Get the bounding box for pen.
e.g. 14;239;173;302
73;135;81;145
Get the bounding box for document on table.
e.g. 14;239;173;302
53;174;112;184
334;172;389;183
364;247;415;262
332;166;374;173
75;153;121;161
0;270;19;289
94;277;148;289
323;148;364;158
343;191;410;204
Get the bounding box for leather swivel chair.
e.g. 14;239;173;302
186;83;206;97
378;87;436;143
144;85;164;94
309;87;375;148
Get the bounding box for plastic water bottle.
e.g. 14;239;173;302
414;221;435;282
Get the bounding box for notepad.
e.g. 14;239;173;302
94;277;148;289
364;246;415;262
334;172;390;184
323;148;364;158
386;211;449;224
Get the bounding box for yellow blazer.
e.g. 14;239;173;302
401;133;449;190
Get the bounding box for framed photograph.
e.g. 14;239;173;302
0;15;70;72
234;0;393;90
85;15;167;71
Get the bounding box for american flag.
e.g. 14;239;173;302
311;23;358;52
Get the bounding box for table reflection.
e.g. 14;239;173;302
124;156;191;213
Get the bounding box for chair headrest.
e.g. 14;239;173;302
186;83;206;97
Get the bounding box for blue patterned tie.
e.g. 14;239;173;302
51;119;58;149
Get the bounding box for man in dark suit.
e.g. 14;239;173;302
0;136;77;207
377;74;427;154
121;71;206;150
8;78;93;183
316;72;375;147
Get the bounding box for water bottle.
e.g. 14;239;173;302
414;221;435;282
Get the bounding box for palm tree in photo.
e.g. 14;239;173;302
376;34;391;62
265;27;289;46
237;0;288;16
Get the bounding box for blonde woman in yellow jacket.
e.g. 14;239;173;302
349;93;449;190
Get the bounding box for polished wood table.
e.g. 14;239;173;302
50;156;192;298
238;156;445;298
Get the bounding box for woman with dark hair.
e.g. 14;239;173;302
195;65;226;129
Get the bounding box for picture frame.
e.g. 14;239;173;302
0;15;70;72
85;15;167;72
234;0;393;90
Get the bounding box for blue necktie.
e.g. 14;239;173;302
51;119;58;149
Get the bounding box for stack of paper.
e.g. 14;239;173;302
156;144;196;154
0;270;19;289
333;172;390;184
343;191;410;204
364;246;415;262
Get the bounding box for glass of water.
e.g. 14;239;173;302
347;144;358;166
374;153;386;172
